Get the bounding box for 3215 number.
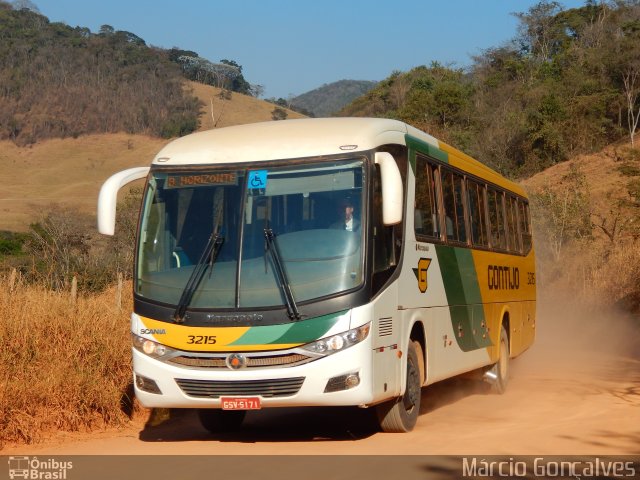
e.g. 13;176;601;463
186;335;217;345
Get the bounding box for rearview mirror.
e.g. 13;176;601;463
374;152;403;225
97;167;150;235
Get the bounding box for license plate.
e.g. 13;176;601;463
221;397;261;410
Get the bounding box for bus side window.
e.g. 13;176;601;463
519;199;533;254
467;180;488;248
506;195;520;253
414;155;440;239
372;164;399;294
488;188;507;250
373;165;394;269
441;168;467;244
453;174;468;244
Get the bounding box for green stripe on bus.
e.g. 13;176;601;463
267;310;346;345
229;323;293;346
406;135;449;165
455;248;483;305
435;245;467;305
456;248;492;349
435;245;492;351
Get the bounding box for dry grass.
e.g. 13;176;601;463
187;81;305;131
579;240;640;309
0;274;135;447
537;238;640;306
0;133;166;232
522;143;639;218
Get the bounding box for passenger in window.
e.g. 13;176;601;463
331;197;360;232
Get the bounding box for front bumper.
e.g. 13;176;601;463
132;336;374;409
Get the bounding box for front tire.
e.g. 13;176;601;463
376;341;422;432
198;409;246;434
489;326;510;394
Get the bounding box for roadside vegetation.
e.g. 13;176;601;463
0;188;141;293
0;277;134;447
0;193;141;447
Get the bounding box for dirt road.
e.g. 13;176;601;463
5;304;640;456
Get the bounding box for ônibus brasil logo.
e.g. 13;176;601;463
8;457;73;480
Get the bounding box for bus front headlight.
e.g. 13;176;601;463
132;334;174;359
301;323;370;355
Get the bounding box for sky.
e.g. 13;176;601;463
29;0;588;99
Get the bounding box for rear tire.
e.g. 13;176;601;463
490;326;510;394
376;341;422;432
198;409;246;433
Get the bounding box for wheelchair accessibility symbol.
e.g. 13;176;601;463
248;170;268;189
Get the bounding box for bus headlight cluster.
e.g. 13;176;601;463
302;323;370;355
132;334;174;359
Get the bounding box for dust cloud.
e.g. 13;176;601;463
515;292;640;382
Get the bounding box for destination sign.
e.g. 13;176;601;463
166;172;238;188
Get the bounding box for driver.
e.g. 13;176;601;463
331;197;360;232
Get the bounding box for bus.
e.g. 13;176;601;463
97;118;536;433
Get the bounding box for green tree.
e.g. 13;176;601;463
98;24;114;36
514;1;565;61
220;58;251;94
271;107;288;121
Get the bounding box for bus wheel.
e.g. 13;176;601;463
376;341;422;432
489;326;510;394
197;409;246;434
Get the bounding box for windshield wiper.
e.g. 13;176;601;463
264;228;301;320
173;232;224;323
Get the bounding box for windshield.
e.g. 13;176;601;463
136;159;365;310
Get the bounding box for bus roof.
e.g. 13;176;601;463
152;117;525;197
153;118;433;165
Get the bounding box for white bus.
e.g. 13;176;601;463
98;118;536;432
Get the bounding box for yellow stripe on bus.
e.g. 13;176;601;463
139;316;302;352
437;141;527;197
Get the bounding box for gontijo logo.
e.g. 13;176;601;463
412;257;432;293
8;457;73;479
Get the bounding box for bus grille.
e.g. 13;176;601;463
175;377;305;398
167;353;312;369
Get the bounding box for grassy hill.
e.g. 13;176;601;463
522;143;640;220
0;84;305;232
0;133;165;231
189;81;305;131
